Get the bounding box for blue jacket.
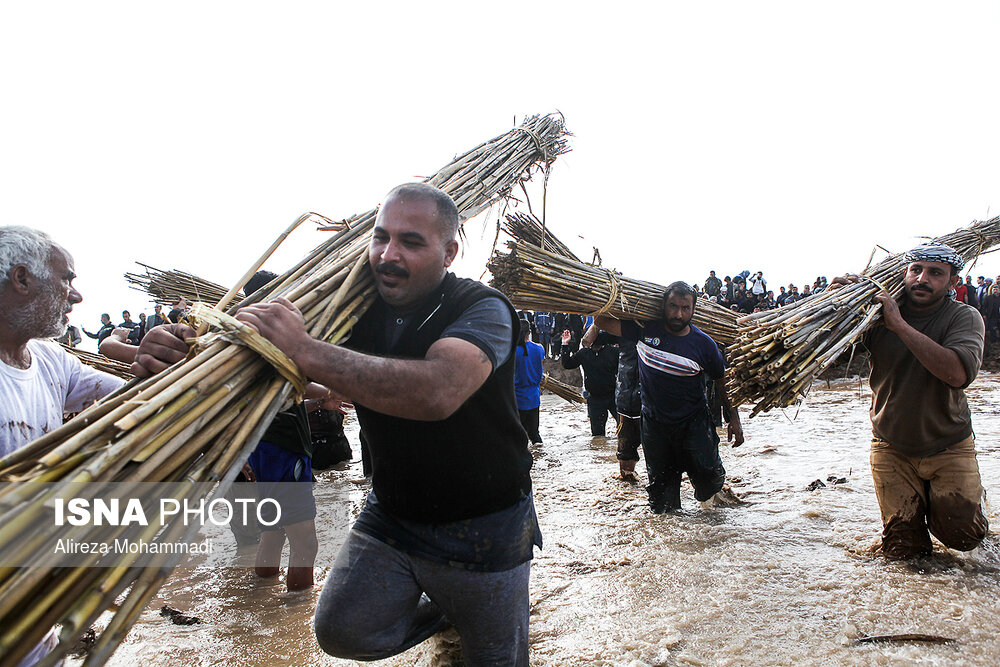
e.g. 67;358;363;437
514;341;545;410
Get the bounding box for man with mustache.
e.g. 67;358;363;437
0;226;125;666
596;281;744;512
831;243;988;560
134;183;539;665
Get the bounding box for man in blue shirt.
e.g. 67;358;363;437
514;318;545;444
597;281;744;512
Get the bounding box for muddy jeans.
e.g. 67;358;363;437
870;436;988;560
314;530;530;666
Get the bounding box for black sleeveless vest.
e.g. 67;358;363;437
346;273;532;522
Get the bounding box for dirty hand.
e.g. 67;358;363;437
873;290;904;331
132;323;196;377
728;414;745;447
235;297;313;363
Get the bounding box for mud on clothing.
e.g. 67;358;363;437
318;273;540;663
871;436;987;559
863;296;988;557
864;298;984;457
0;340;123;457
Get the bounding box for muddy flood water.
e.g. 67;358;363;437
83;374;1000;666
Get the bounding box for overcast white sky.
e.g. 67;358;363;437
3;1;999;350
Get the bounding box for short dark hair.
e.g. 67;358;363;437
245;270;279;296
518;318;531;341
662;281;697;309
383;183;460;240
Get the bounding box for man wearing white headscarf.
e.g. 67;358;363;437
831;242;988;560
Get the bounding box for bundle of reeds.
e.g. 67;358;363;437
501;211;581;261
0;113;570;667
60;345;133;380
729;216;1000;416
488;240;740;345
540;373;585;404
124;263;242;309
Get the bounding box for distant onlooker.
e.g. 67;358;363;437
775;286;788;307
964;276;979;310
168;297;189;324
534;311;555;358
150;303;169;328
955;279;969;304
513;319;545;445
129;312;148;344
56;324;82;348
748;271;767;296
983;284;1000;343
82;313;115;345
561;327;619;437
704;271;722;297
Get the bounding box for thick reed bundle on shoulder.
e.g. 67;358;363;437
729;216;1000;417
0;113;571;667
489;237;739;345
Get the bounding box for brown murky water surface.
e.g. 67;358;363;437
88;375;1000;666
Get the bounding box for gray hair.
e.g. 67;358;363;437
382;183;460;240
0;226;56;289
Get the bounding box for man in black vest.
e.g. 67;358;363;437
232;183;539;665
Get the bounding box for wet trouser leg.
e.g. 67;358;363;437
681;409;725;502
616;414;642;462
641;410;724;511
871;436;988;559
586;395;618;436
315;530;531;666
518;407;542;444
641;415;683;512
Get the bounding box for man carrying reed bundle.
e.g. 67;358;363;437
137;183;540;664
596;281;744;512
0;226;126;666
830;243;988;560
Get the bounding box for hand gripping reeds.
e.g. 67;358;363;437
729;215;1000;417
0;113;571;667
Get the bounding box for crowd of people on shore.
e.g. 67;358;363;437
698;268;1000;345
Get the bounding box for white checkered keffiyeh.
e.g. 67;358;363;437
903;243;965;272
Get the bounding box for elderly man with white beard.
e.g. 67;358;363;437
0;226;125;665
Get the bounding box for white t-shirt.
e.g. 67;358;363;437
0;339;125;458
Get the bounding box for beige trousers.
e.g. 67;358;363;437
870;435;988;560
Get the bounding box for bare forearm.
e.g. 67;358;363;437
893;322;967;387
716;376;738;419
293;339;480;421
